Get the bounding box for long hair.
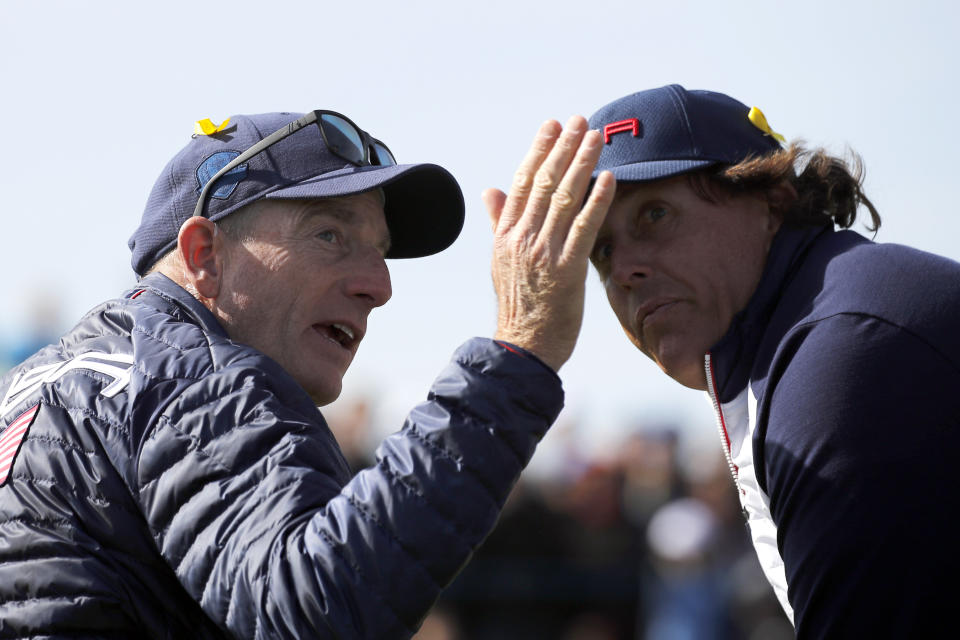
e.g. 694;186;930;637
692;143;881;232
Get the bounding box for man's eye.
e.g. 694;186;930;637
316;230;338;243
646;207;667;222
592;242;613;264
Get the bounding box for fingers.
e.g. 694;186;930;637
496;120;562;231
481;188;508;230
520;115;590;232
564;170;616;258
486;117;612;372
539;128;604;247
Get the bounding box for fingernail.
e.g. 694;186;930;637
583;129;601;145
540;120;562;136
565;114;586;133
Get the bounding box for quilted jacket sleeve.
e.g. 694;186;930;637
136;337;563;638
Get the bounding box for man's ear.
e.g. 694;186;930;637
176;216;225;300
766;179;799;228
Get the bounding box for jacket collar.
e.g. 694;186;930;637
126;273;230;339
708;224;830;403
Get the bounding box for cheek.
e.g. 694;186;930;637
720;244;769;316
604;281;628;323
605;284;644;349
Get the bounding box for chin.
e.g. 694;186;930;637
665;366;708;391
309;384;342;407
625;327;710;391
297;371;343;407
650;344;709;391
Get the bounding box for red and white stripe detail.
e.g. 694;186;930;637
0;403;40;486
703;354;794;624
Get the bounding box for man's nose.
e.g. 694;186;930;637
610;242;653;288
346;251;393;308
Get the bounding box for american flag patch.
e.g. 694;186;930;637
0;403;40;486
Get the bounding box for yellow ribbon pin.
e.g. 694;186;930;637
748;107;786;143
193;117;231;136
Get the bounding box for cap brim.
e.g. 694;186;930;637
266;163;465;259
594;159;717;183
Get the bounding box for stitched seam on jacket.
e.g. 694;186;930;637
402;421;460;465
218;476;305;634
314;526;411;636
374;449;500;571
0;515;73;530
374;458;431;506
344;492;443;592
259;517;339;639
35;400;144;502
155;380;265;432
6;472;144;522
141;387;274;496
132;361;204;384
20;434;96;455
223;527;274;637
41;399;132;439
132;324;211;354
447;360;550;456
134;287;187;323
186;471;291;574
403;421;505;510
414;400;524;489
200;324;222;373
0;595;120;607
454;352;555;421
141;415;234;497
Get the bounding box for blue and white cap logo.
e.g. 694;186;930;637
196;151;248;200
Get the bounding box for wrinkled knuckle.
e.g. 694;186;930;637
551;188;577;211
571;215;596;234
512;170;534;193
533;171;558;193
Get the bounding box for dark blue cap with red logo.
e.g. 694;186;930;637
588;84;784;183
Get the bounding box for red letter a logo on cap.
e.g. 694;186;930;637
603;118;641;144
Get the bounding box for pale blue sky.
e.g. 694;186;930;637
1;0;957;460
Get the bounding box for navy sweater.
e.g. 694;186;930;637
707;225;960;638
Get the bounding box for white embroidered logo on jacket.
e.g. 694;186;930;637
0;351;135;486
0;351;134;419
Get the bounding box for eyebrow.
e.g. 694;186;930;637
300;204;392;255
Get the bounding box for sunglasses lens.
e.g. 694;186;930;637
320;114;365;164
371;141;397;166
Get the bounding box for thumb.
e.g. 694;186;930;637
481;188;508;231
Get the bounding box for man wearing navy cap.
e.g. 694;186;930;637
0;110;614;637
587;85;960;637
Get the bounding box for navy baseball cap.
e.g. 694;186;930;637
129;111;465;276
588;84;784;182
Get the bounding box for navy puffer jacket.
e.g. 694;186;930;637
0;273;563;638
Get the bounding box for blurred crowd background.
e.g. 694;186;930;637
0;296;793;640
327;398;796;640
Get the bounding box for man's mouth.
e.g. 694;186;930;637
314;323;358;349
643;301;678;326
637;299;679;330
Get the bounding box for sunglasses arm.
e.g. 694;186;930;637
192;111;321;218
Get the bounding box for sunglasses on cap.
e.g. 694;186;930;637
193;109;397;218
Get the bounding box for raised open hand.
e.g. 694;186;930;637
484;116;616;371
